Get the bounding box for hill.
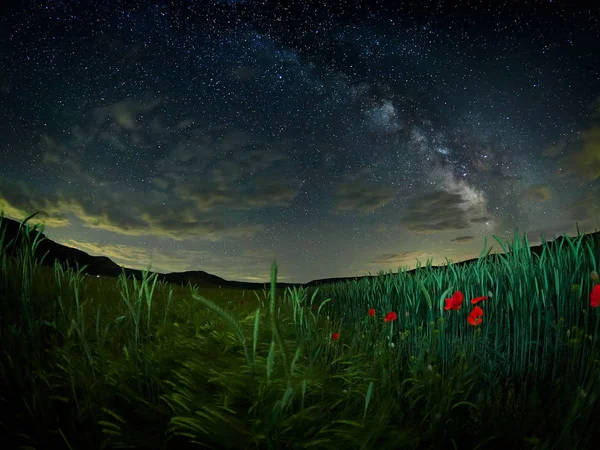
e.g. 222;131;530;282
0;214;596;289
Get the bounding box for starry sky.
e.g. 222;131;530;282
1;1;600;284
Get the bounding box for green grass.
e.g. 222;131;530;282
1;210;600;449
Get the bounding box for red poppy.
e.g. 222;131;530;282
467;306;484;326
331;332;340;340
591;285;600;308
368;308;376;317
470;296;488;305
444;291;464;310
384;311;398;322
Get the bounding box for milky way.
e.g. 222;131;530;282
1;1;599;283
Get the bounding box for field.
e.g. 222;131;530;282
1;212;600;449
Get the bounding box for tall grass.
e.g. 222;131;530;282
1;210;600;449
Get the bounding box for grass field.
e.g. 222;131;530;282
1;211;600;449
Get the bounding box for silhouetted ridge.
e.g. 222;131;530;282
0;214;597;290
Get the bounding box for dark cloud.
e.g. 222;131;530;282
398;191;491;233
334;176;396;214
452;236;475;243
520;184;552;202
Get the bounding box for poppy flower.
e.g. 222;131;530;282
444;291;464;310
467;306;484;326
368;308;376;317
470;296;488;305
384;312;398;322
331;332;340;340
591;285;600;308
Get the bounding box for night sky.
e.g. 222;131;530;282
1;1;599;284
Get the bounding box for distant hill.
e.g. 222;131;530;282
0;214;598;290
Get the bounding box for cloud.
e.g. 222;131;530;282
518;225;582;246
553;126;600;184
519;184;552;202
370;250;435;268
366;247;493;273
451;235;475;243
243;180;299;207
0;176;265;242
62;238;226;275
92;98;163;132
0;178;71;228
550;98;600;184
133;208;265;241
542;135;570;159
40;98;173;174
150;177;170;190
24;97;305;243
564;190;600;227
60;237;279;282
333;173;396;214
398;190;492;233
174;153;300;211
